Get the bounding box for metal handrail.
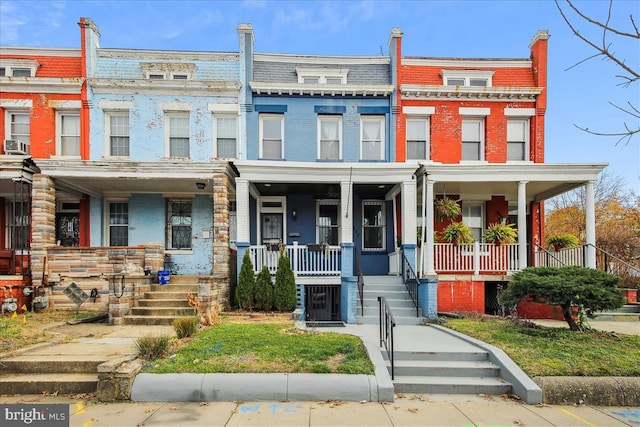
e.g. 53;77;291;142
378;296;396;380
354;248;364;316
401;250;419;317
589;244;640;287
534;243;567;267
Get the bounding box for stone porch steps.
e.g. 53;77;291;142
124;279;199;326
0;373;98;395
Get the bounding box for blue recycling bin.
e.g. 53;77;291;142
158;270;170;285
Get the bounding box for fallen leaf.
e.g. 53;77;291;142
408;408;419;413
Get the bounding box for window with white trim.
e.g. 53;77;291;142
296;67;348;84
148;73;165;79
108;201;129;246
462;203;483;242
259;114;284;159
461;118;484;161
167;113;190;158
507;118;529;161
167;199;192;250
57;112;80;157
362;200;385;251
317;200;340;245
406;117;430;160
214;115;237;158
106;112;130;157
318;115;342;160
6;112;30;146
360;116;385;161
442;70;494;87
0;60;38;77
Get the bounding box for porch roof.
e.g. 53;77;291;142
415;162;607;202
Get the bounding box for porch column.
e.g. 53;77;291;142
518;181;528;270
340;180;353;244
585;180;596;268
424;178;436;275
235;178;250;264
401;178;417;275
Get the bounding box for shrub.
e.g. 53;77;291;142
236;251;256;309
254;265;274;311
136;335;172;361
173;316;199;339
274;252;297;311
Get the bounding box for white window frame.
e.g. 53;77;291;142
212;114;238;158
259;114;284;159
507;118;530;161
104;111;130;158
462;202;484;243
362;200;386;252
442;70;494;87
56;111;81;158
317;115;342;160
4;110;30;147
316;200;340;245
360;116;385;161
505;108;535;162
0;59;39;78
405;117;430;160
170;73;190;80
296;67;349;84
146;72;166;80
165;112;190;158
106;200;129;247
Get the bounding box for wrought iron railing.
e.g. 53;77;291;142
401;250;419;317
378;296;396;380
591;244;640;288
355;248;364;316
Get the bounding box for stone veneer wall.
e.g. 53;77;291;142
212;173;230;278
30;174;57;287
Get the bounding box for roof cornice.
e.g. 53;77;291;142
0;77;83;94
0;47;81;57
250;81;393;97
97;48;237;62
400;84;542;101
402;57;531;68
88;78;241;96
255;53;389;65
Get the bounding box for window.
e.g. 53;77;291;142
406;118;429;160
214;115;237;158
259;114;284;159
507;118;529;161
296;68;348;84
0;60;38;78
461;118;484;161
7;112;30;146
5;201;30;250
148;73;165;79
303;77;320;84
442;70;494;87
171;74;188;80
362;201;385;251
167;113;190;158
107;113;129;157
318;116;341;160
0;67;4;76
12;68;31;77
462;203;484;242
167;200;192;249
58;113;80;156
317;201;339;245
360;116;384;161
108;202;128;246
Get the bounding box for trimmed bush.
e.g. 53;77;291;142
136;335;172;361
236;251;256;310
173;316;199;338
274;253;297;311
254;265;274;311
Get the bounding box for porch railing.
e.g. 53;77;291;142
378;296;396;380
249;243;341;276
432;242;519;274
401;250;419;317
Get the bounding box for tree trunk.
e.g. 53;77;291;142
561;304;580;331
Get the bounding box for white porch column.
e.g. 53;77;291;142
340;180;353;243
424;178;436;275
402;179;417;246
236;178;250;243
585;180;597;268
518;181;528;270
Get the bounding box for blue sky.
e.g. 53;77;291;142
1;0;638;194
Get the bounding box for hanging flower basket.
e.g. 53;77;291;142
434;197;461;222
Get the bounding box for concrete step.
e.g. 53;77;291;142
391;360;500;377
0;356;106;373
392;350;489;362
143;291;192;300
130;307;196;317
124;315;195;326
136;298;192;308
592;312;640;321
0;373;97;395
357;315;424;325
363;276;404;286
392;375;512;395
150;284;199;292
360;305;421;318
362;283;405;293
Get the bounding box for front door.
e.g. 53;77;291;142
261;213;283;244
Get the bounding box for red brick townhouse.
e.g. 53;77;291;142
390;29;604;315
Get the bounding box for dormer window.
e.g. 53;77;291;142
0;59;39;78
296;67;349;84
171;74;189;80
148;73;165;79
442;70;494;87
141;62;196;80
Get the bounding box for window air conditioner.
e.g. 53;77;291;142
4;139;29;155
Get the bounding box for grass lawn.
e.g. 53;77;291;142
144;319;375;375
444;318;640;377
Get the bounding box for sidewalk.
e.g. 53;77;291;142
2;393;639;426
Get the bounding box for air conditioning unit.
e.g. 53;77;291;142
4;139;29;155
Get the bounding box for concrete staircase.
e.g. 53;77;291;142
593;303;640;322
124;275;198;325
356;276;424;325
387;348;512;395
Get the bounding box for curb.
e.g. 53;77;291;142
534;376;640;406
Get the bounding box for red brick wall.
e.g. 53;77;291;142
437;279;484;312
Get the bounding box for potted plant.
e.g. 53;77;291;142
434;197;461;222
546;233;579;252
441;221;474;245
483;222;517;245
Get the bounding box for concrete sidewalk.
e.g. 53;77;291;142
2;393;639;426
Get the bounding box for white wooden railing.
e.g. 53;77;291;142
248;242;341;276
418;242;520;275
534;246;584;268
